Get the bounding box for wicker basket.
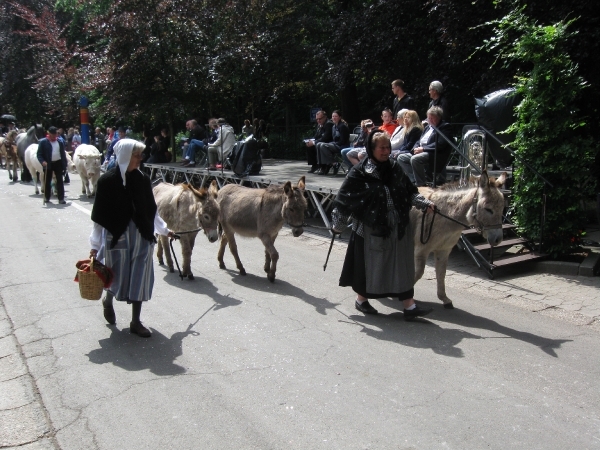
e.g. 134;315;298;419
78;257;104;301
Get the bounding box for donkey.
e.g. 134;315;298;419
411;171;507;309
217;176;307;282
154;181;220;280
0;130;19;181
16;124;45;182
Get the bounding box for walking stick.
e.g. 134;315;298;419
323;231;339;271
168;234;183;280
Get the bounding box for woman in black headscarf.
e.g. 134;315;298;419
331;130;435;319
89;139;176;337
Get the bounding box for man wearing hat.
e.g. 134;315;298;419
37;126;68;205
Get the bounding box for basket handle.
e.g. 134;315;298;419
90;256;95;272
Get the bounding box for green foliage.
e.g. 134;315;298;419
484;8;595;256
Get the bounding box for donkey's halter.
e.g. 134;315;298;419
419;187;502;245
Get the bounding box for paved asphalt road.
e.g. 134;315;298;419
1;176;599;449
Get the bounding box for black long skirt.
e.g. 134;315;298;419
339;232;414;301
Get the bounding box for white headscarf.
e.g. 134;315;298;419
114;138;140;186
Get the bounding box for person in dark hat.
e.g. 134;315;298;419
37;126;68;205
331;129;435;319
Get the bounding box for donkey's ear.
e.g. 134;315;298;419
479;170;490;189
297;176;306;191
495;172;507;188
284;181;292;197
209;180;219;199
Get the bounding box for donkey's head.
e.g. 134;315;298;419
192;180;220;243
469;171;507;246
282;176;307;237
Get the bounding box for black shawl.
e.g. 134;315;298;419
334;130;417;239
91;168;157;248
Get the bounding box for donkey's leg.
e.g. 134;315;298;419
260;234;279;283
414;248;428;284
264;249;271;273
218;233;228;269
181;235;196;280
157;236;165;265
226;232;246;276
434;248;453;308
162;235;175;273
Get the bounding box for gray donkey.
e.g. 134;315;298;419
217;176;307;282
411;171;507;309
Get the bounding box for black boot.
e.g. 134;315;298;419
102;293;116;325
130;302;151;337
308;164;318;173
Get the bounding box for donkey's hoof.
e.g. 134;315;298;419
187;274;194;280
219;262;226;270
267;273;275;283
239;268;246;276
158;259;164;266
169;266;174;273
443;302;454;309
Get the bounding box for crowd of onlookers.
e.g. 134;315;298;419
305;79;453;186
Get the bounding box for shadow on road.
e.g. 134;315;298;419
159;267;243;311
350;298;572;358
229;271;340;315
86;324;199;376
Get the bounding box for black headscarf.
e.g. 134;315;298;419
91;168;157;248
334;129;417;238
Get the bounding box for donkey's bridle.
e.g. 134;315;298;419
419;189;502;244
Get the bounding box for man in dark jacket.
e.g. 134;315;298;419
398;106;453;186
428;81;451;122
391;79;415;118
37;126;68;204
305;110;334;173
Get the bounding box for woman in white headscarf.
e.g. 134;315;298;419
89;139;175;337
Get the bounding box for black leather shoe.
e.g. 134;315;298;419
308;164;318;173
130;321;151;337
102;299;116;325
58;200;66;204
355;300;378;315
332;163;340;175
403;305;433;321
320;165;332;175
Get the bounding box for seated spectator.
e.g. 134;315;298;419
397;106;453;186
147;133;168;164
428;81;451;122
182;119;208;167
390;109;409;152
341;119;372;170
305;110;334;173
378;108;398;136
207;118;219;144
391;110;423;160
207;118;235;169
242;119;254;137
315;110;350;175
391;79;415;118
